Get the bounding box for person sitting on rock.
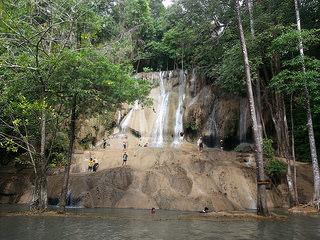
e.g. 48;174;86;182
122;152;128;166
93;161;99;172
197;137;204;152
88;158;94;172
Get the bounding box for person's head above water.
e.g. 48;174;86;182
151;207;156;213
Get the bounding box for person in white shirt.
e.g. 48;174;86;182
197;137;204;152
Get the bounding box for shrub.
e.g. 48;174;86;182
143;67;153;73
265;158;287;179
262;138;275;160
48;132;68;168
234;143;254;152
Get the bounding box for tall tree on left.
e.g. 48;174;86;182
0;0;100;210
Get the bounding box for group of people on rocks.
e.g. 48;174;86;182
87;157;99;172
88;133;224;171
138;137;149;147
197;136;224;152
122;135;128;166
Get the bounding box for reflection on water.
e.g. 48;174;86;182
0;205;320;240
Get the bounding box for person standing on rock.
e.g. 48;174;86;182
197;137;204;152
123;135;128;150
122;152;128;166
103;138;108;149
93;161;99;172
88;157;94;172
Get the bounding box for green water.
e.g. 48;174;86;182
0;205;319;240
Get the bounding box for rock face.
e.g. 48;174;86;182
47;145;283;211
79;70;252;151
48;167;134;208
0;145;315;211
117;70;251;150
0;169;33;204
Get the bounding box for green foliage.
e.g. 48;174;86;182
265;158;287;178
143;67;154;73
263;138;287;180
218;43;246;94
48;132;68;168
0;0;151;170
262;138;275;161
184;120;199;139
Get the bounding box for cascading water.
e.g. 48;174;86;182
66;190;72;206
190;69;196;97
172;70;187;147
120;109;133;132
152;72;170;147
203;102;219;147
120;101;139;132
117;111;121;125
239;98;249;142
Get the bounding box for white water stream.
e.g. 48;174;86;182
152;72;170;147
172;70;186;147
239;98;249;142
120;101;139;132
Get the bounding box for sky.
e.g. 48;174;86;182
162;0;172;7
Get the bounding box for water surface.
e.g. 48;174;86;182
0;205;319;240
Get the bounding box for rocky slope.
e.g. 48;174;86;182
0;143;315;211
48;144;282;211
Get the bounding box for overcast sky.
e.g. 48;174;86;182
162;0;172;7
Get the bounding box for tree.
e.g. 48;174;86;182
0;0;150;212
235;0;269;216
53;49;150;212
293;0;320;204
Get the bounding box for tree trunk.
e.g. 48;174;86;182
294;0;320;202
31;111;48;210
59;95;77;212
235;0;269;216
247;0;265;139
247;0;255;37
290;94;299;204
266;91;298;206
32;164;48;211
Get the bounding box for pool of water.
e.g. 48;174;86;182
0;205;320;240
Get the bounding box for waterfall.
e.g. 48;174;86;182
239;98;249;142
204;102;219;147
190;69;196;97
120;101;139;132
152;72;170;147
120;108;134;132
172;70;187;147
66;190;72;206
117;111;121;125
